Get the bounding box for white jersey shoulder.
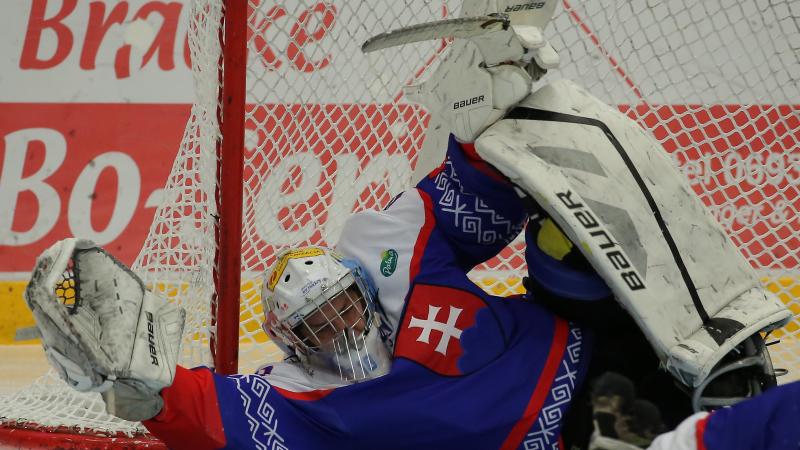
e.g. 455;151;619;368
256;360;349;393
336;189;428;347
647;412;708;450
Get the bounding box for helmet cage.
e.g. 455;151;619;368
266;270;377;358
261;247;390;381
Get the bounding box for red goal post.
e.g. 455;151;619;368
214;0;248;376
1;0;798;447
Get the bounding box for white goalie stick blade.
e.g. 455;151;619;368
475;80;791;387
361;15;510;54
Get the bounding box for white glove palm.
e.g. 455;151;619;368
25;238;185;420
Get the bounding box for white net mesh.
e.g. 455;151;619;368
1;0;798;440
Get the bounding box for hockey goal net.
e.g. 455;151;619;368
1;0;798;446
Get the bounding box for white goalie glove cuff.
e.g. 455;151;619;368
403;41;533;142
462;0;561;72
25;239;185;401
414;20;558;142
364;1;561;142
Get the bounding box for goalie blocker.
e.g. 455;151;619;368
364;0;562;143
474;79;791;409
24;238;185;421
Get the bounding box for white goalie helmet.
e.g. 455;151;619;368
261;246;391;381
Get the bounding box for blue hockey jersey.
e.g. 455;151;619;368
143;136;594;450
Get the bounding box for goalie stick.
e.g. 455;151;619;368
361;15;510;54
362;13;558;69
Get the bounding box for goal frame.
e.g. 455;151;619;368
0;0;797;448
214;0;248;376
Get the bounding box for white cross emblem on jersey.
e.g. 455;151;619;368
408;305;463;355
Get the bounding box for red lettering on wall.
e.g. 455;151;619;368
20;0;78;69
18;0;344;78
0;103;189;270
134;3;183;72
81;1;128;70
20;0;189;79
250;5;287;71
115;2;184;79
183;26;191;69
287;3;336;73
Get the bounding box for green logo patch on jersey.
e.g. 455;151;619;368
380;249;398;277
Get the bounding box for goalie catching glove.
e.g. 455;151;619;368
24;238;185;421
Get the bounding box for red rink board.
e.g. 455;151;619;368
0;102;797;273
625;104;800;270
0;103;189;272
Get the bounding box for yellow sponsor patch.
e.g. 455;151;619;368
267;247;325;290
